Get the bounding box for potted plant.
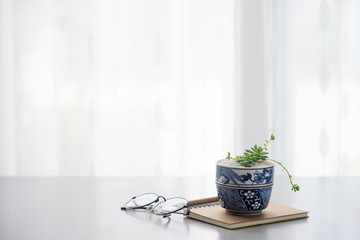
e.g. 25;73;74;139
216;135;299;215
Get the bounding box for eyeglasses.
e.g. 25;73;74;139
121;193;188;217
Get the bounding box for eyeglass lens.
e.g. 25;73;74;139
125;193;160;209
153;198;187;215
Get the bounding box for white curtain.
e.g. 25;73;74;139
271;0;360;176
0;0;359;177
0;0;236;176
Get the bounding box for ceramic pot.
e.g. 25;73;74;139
215;159;274;215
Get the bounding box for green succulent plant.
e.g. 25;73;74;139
226;135;300;192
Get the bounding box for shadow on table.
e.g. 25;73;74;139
122;209;190;233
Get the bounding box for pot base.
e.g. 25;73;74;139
226;209;262;216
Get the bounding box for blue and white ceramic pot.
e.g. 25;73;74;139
216;159;274;215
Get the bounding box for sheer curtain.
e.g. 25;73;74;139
271;0;360;176
0;0;236;176
1;0;359;177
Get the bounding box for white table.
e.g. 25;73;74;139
0;176;359;240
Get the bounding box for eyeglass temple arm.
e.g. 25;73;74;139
121;196;166;211
159;205;189;218
121;206;148;211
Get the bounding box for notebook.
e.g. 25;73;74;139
186;197;309;230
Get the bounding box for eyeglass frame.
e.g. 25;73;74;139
120;193;189;217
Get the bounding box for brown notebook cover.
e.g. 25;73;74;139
186;197;309;229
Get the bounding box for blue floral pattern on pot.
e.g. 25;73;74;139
216;160;274;215
216;165;274;186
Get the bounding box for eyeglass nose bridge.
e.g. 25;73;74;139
156;196;166;203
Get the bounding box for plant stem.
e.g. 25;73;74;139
267;159;300;192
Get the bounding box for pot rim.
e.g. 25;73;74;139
216;181;274;189
216;159;274;169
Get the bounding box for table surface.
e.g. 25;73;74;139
0;176;359;240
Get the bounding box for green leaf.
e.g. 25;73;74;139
291;184;300;192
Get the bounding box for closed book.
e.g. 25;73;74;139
186;197;308;230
